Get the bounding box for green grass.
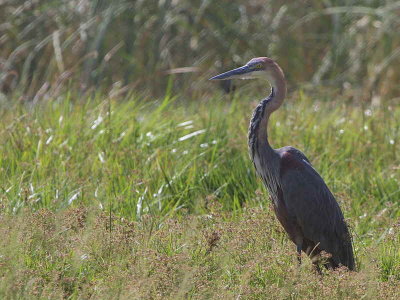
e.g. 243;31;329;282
0;91;399;298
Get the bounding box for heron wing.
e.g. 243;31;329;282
278;147;354;269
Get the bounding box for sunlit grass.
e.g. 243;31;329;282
0;91;399;298
1;92;398;221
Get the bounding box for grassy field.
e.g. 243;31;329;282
1;1;399;298
0;90;399;298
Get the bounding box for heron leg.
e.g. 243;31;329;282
296;244;302;265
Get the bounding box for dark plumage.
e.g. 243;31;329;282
210;57;355;271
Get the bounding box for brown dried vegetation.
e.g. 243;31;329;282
0;207;399;299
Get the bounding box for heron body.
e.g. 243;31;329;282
210;57;355;270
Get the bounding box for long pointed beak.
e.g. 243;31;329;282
209;65;251;80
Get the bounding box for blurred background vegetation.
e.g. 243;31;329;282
1;0;399;102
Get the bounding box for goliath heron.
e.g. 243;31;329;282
210;57;355;271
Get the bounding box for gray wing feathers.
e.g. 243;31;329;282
280;149;355;269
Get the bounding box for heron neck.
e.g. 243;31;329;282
255;74;287;149
247;68;287;198
267;74;286;113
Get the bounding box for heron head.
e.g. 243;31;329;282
209;57;280;81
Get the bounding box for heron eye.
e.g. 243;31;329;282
255;64;263;70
